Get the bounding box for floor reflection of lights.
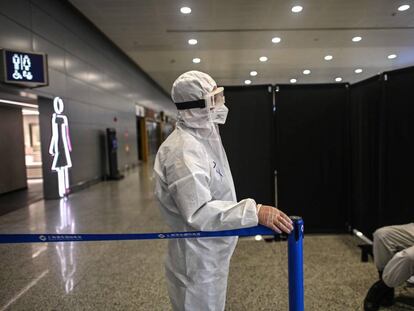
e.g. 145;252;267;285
56;198;77;293
31;245;47;259
0;270;49;311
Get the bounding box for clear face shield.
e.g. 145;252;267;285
174;86;229;124
206;87;229;124
205;87;225;110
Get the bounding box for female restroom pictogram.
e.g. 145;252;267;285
49;97;72;197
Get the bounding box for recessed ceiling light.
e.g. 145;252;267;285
244;80;252;85
324;55;333;61
180;7;191;14
355;68;363;74
291;5;303;13
192;58;201;63
335;77;342;82
290;78;297;83
303;69;311;75
272;37;281;43
398;4;410;11
352;36;362;42
250;71;258;76
387;54;397;59
259;56;268;62
188;39;198;45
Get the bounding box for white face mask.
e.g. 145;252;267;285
211;105;229;124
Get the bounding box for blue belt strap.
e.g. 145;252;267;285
0;225;275;244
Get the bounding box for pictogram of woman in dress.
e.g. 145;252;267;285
49;97;72;197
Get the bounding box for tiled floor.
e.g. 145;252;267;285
0;179;43;216
0;164;413;310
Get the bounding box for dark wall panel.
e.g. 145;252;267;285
0;105;27;194
146;120;160;158
275;84;349;232
349;76;382;237
220;85;274;205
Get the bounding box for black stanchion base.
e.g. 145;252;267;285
264;234;288;243
358;244;373;262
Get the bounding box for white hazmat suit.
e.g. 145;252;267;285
154;71;259;310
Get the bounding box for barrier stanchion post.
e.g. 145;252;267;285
288;216;304;311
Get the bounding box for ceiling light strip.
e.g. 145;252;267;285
0;99;38;108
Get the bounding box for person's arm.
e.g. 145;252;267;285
166;146;258;231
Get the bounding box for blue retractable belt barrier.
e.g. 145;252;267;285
0;225;274;244
288;217;305;311
0;218;304;311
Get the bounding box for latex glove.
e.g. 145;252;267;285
256;204;294;234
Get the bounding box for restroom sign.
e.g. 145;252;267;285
0;49;48;87
49;97;72;197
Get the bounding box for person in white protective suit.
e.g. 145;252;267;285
364;223;414;311
154;70;293;311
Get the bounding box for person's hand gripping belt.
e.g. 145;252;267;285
256;204;294;234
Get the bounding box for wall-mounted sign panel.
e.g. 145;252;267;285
135;104;145;117
0;49;49;87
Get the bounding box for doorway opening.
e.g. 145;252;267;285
22;107;43;199
0;99;43;216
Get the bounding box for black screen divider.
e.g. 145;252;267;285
349;67;414;238
378;67;414;228
349;75;383;238
219;67;414;235
274;83;349;233
220;85;275;206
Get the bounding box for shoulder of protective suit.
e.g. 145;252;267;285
158;130;208;167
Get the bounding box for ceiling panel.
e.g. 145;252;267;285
70;0;414;92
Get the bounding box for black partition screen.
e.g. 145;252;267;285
220;85;274;205
349;68;414;237
274;84;349;233
349;76;382;237
219;68;414;235
379;67;414;227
